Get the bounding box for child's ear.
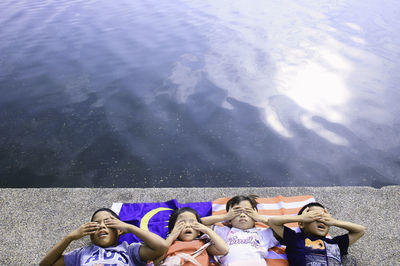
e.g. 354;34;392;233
222;221;230;227
117;229;124;236
298;222;304;229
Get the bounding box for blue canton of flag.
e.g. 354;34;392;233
112;199;212;244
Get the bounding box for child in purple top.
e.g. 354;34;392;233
40;208;168;266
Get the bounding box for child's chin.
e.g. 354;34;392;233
234;223;254;230
180;235;196;241
93;238;116;247
95;242;110;247
313;231;328;237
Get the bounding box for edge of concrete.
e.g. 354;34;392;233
1;186;399;265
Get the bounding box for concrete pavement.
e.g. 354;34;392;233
1;186;399;265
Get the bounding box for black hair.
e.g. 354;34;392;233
298;202;325;215
168;207;202;235
226;195;259;212
91;208;120;221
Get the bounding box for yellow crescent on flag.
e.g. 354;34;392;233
139;207;173;231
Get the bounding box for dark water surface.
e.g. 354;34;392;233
1;0;400;187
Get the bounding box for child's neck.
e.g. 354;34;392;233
304;232;326;239
232;226;254;230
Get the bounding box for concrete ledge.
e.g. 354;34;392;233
1;186;399;265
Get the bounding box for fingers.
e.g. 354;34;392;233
323;209;331;216
244;208;255;217
191;222;206;229
228;206;243;216
81;222;99;235
303;210;323;221
83;222;99;229
231;206;253;215
244;207;256;213
176;220;185;228
318;210;331;221
301;208;333;224
107;215;118;222
244;207;261;222
104;217;119;227
319;210;334;224
318;216;333;225
302;208;317;221
169;221;185;238
190;222;202;231
172;221;185;233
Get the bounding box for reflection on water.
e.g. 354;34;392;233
1;0;399;187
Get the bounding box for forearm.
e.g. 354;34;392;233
127;224;168;251
332;219;365;245
165;234;177;247
268;215;302;226
268;215;302;239
332;220;364;232
203;229;229;255
39;235;73;266
201;214;229;226
151;234;175;264
256;216;269;226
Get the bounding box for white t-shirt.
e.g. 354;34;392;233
213;226;279;266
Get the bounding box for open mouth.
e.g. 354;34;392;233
317;223;326;230
98;231;108;238
183;229;193;235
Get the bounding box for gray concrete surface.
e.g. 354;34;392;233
1;186;399;265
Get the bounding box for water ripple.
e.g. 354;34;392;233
0;0;399;187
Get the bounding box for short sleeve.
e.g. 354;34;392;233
127;242;145;265
332;234;349;256
259;228;280;248
282;226;298;246
63;248;82;266
212;225;230;241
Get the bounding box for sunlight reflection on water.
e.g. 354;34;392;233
0;0;399;187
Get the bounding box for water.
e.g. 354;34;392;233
1;0;400;187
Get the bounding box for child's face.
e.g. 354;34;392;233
90;211;120;247
176;211;200;241
230;200;256;230
300;206;330;237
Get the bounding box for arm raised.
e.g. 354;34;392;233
191;222;229;256
244;207;269;226
152;220;185;265
319;210;365;246
268;208;323;239
105;216;168;261
39;222;99;266
201;206;242;226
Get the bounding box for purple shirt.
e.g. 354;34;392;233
64;241;145;266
